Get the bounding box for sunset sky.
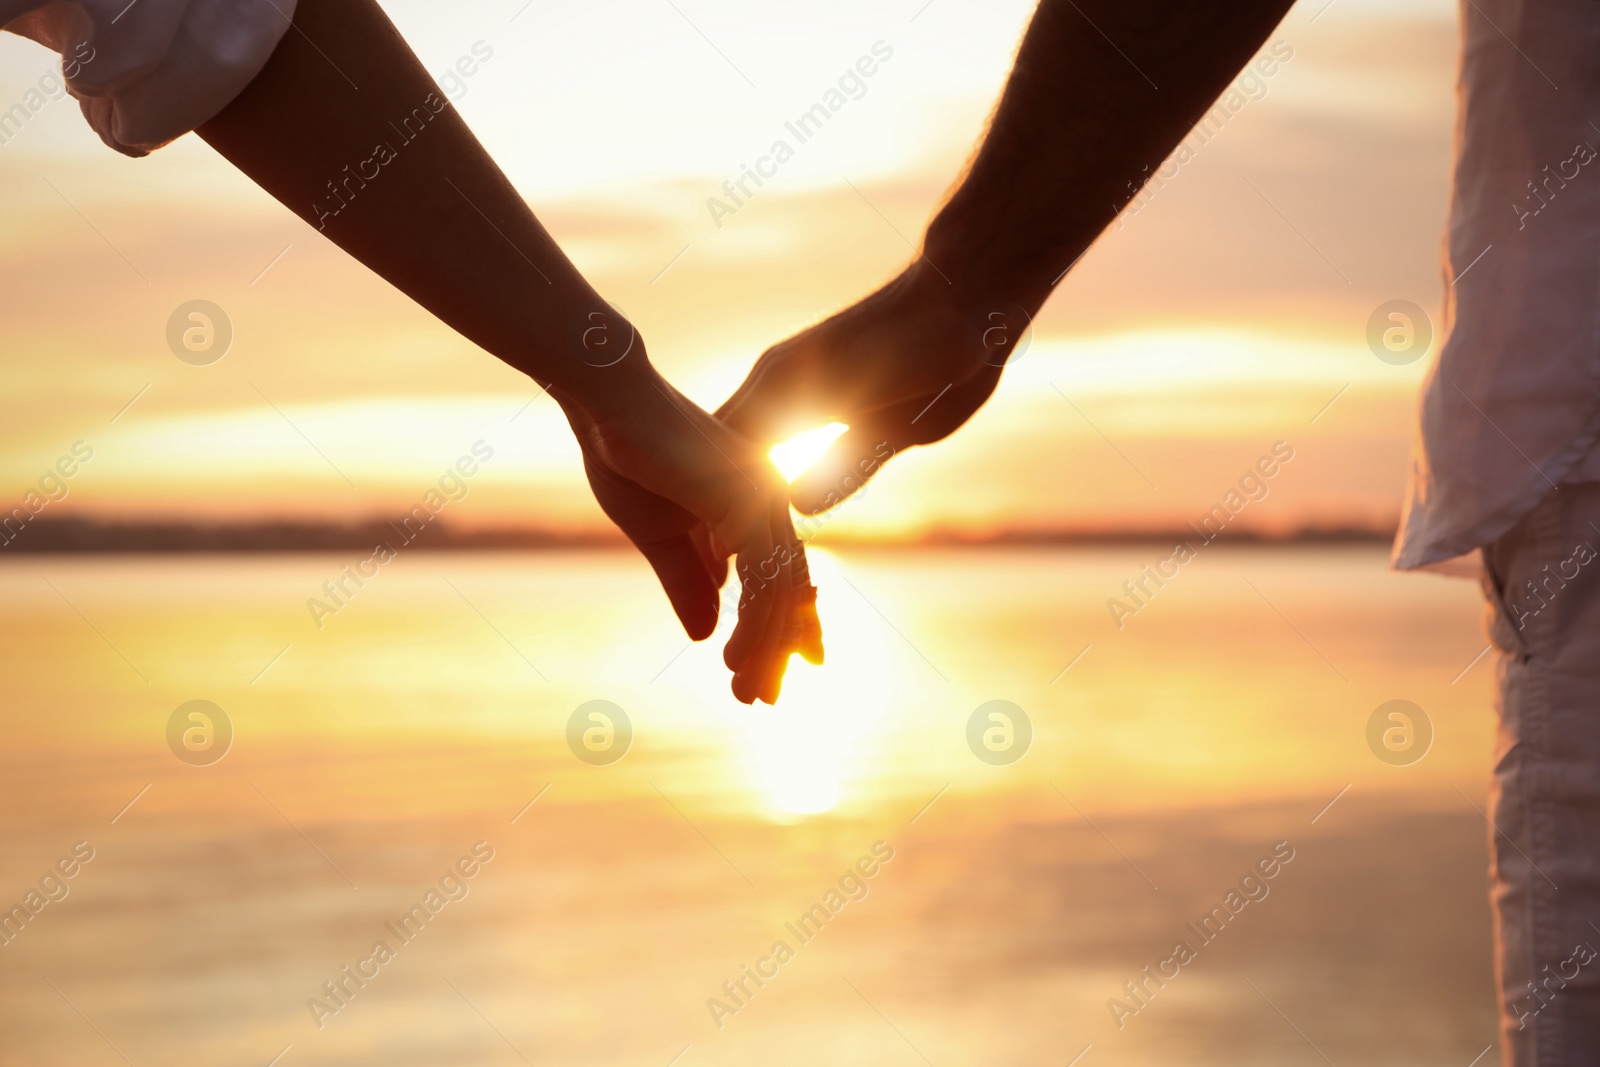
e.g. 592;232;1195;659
0;0;1458;539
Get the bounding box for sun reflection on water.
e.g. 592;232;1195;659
734;549;897;820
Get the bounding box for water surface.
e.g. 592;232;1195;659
0;546;1499;1065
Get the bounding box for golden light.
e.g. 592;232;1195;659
665;548;897;820
768;422;849;483
739;552;897;819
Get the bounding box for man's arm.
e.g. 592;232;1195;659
717;0;1297;512
198;0;817;702
925;0;1297;309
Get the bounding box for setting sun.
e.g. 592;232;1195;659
768;422;850;483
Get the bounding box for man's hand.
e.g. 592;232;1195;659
718;0;1298;513
716;259;1028;513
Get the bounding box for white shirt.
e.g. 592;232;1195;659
1394;0;1600;570
2;0;297;156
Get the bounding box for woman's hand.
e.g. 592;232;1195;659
562;354;822;705
190;0;822;702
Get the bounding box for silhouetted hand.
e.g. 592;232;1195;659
566;359;822;704
716;260;1031;513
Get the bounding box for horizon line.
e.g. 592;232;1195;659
0;516;1398;554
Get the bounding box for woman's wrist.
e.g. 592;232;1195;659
544;322;660;431
494;292;656;428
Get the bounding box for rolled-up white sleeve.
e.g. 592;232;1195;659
3;0;298;156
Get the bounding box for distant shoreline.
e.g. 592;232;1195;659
0;518;1397;554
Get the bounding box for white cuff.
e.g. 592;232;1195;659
5;0;298;156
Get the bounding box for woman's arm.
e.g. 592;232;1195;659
196;0;632;417
197;0;817;703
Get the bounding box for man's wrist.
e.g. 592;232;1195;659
923;194;1090;316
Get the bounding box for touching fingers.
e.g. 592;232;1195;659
722;504;780;674
739;558;793;705
725;541;784;703
722;495;819;704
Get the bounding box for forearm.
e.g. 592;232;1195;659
924;0;1295;310
197;0;640;418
